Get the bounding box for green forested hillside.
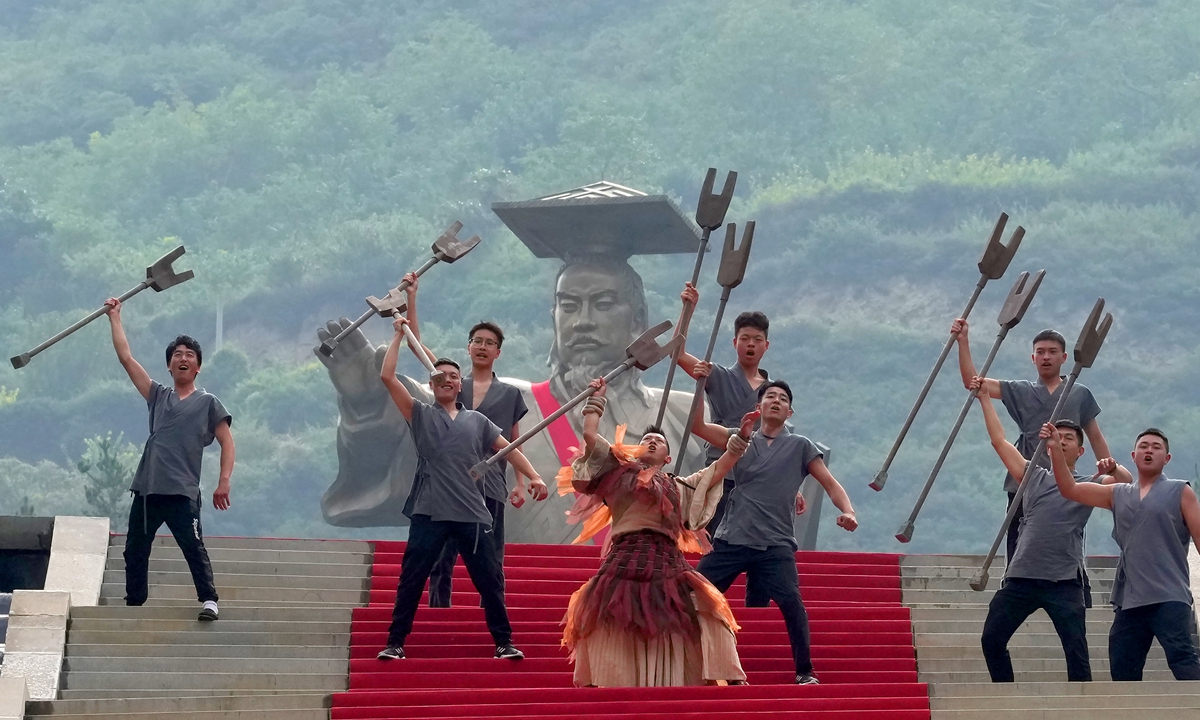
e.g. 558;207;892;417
2;0;1199;552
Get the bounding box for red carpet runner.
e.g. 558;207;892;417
332;542;930;719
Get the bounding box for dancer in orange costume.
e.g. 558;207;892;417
559;376;751;686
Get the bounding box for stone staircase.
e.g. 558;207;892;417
23;535;371;719
903;554;1200;718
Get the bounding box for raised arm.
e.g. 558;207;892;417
952;318;1000;398
1095;456;1133;485
1084;419;1112;466
213;420;234;510
104;298;153;400
806;458;858;531
580;377;607;456
1047;423;1115;509
380;317;415;423
674;283;702;377
703;411;756;483
401;272;437;366
688;362;735;446
975;380;1028;480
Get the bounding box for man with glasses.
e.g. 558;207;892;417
400;272;545;607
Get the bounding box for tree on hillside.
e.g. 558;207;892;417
77;432;139;530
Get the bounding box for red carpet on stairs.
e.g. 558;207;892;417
332;542;930;719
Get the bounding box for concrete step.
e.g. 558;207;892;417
24;711;328;720
903;589;1114;605
71;605;352;622
917;644;1166;660
909;607;1119;622
919;669;1181;683
26;693;329;716
67;643;347;659
900;555;1117;569
61;671;347;692
933;709;1200;719
57;690;308;699
70;617;350;633
97;597;361;608
102;571;370;591
65;630;351;647
929;680;1200;697
108;536;371;553
917;633;1128;648
98;583;367;604
912;618;1117;633
106;547;372;565
105;558;372;578
933;692;1200;710
902;576;1114;591
63;656;348;674
919;656;1170;673
902;565;1116;580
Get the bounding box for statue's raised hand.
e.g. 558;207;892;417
314;318;388;419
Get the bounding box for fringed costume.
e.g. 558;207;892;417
558;428;745;686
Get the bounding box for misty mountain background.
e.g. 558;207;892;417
3;0;1200;554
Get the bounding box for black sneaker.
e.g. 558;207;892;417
494;643;525;660
377;646;406;660
795;674;820;685
198;601;218;622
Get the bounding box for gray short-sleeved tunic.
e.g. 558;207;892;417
715;429;823;551
1006;467;1096;582
129;381;231;501
702;363;769;463
1110;476;1193;610
402;401;502;526
459;373;528;502
999;378;1101;493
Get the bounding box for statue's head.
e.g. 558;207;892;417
550;254;648;374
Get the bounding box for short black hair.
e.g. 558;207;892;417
1135;428;1169;453
733;311;769;339
165;335;202;367
756;379;793;405
469;321;505;348
640;424;670;453
433;357;460;372
1054;419;1084;445
1032;329;1066;352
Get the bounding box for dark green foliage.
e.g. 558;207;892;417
77;431;138;530
1;0;1198;549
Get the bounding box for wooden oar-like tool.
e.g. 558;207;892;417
895;269;1046;543
654;167;737;426
672;221;755;475
870;214;1024;491
471;320;683;480
318;222;481;357
11;246;194;369
970;298;1113;591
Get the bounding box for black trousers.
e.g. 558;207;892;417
429;496;505;608
124;493;218;605
1109;601;1200;681
387;514;513;648
707;481;773;606
981;577;1091;682
698;539;813;676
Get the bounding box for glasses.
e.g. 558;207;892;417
469;338;499;348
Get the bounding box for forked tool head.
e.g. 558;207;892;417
431;221;482;263
976;214;1024;280
996;269;1045;329
146;246;195;291
716;221;754;289
625;320;683;371
695;168;737;231
1072;297;1113;368
366;289;408;318
895;520;915;544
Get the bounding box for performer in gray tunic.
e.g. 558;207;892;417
674;282;778;536
1050;426;1200;681
953;319;1112;563
974;386;1130;682
689;378;858;685
375;315;544;661
104;298;235;622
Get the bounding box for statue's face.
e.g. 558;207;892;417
554;264;637;368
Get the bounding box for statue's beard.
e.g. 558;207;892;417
558;360;629;396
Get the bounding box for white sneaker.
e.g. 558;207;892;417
198;600;219;621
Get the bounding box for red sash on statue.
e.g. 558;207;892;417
529;380;609;546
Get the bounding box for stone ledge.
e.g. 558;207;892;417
0;675;28;720
43;516;110;608
0;591;70;701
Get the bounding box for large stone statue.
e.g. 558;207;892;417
316;182;709;543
